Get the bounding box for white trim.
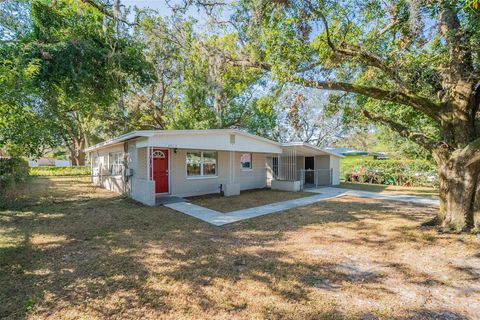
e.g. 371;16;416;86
186;175;219;180
85;129;282;153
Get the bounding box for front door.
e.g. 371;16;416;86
152;149;169;193
304;156;315;184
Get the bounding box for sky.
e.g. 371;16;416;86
121;0;214;20
121;0;170;13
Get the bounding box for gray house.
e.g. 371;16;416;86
85;129;342;206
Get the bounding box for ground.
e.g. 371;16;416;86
1;177;479;319
188;189;315;212
337;182;439;198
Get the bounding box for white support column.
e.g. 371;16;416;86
146;146;150;181
225;150;240;196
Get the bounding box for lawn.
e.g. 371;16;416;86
187;189;316;212
1;177;479;319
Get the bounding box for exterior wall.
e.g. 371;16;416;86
169;150;267;198
90;143;271;202
265;157;274;187
330;155;341;185
90;143;126;195
314;155;331;185
314;155;330;170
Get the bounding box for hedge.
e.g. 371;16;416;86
344;159;437;187
29;166;91;176
0;158;29;203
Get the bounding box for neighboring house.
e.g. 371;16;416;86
325;147;389;159
85;129;342;206
324;147;369;156
28;158;71;167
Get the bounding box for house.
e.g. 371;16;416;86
28;158;71;167
85;129;342;206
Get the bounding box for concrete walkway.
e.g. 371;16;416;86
306;187;440;206
165;187;439;226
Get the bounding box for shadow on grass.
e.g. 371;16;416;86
0;180;472;319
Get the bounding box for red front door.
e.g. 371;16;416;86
152;149;169;193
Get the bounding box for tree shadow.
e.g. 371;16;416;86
0;184;475;318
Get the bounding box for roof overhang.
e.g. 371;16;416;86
282;142;345;158
84;129;283;154
84;131;154;153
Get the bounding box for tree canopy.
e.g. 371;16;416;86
1;0;479;230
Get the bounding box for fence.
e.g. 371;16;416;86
298;168;333;188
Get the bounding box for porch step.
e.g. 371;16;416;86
155;195;186;206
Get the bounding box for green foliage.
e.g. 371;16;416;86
1;0;154;160
0;157;29;204
340;155;373;178
344;159;437;187
29;166;90;177
127;13;277;138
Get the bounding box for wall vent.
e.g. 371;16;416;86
230;134;236;144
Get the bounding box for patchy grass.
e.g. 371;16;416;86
1;177;479;319
29;166;90;177
338;182;439;198
187;189;316;212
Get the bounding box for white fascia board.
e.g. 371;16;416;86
282;142;345;158
85;129;282;154
84;131;155;153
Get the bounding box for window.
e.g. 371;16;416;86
152;150;165;158
240;153;252;170
109;152;123;176
92;156;100;176
186;151;217;177
272;157;279;178
92;156;99;169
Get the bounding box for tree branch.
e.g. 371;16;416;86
306;1;408;91
288;76;443;121
362;110;447;153
80;0;136;26
437;2;474;77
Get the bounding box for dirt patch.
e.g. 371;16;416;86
187;188;316;212
1;177;479;319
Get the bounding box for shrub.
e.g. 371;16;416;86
344;159;437;187
0;157;30;204
29;166;91;176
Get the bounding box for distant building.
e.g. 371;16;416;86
28;158;71;167
325;147;389;159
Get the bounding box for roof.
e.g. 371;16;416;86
282;142;345;158
84;129;282;153
324;147;369;156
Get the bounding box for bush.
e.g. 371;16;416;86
344;159;437;187
0;157;30;203
29;166;91;176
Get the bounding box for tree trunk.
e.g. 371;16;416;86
69;136;86;166
437;152;480;232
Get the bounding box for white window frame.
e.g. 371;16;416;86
109;152;123;176
92;156;100;176
186;151;218;179
240;153;253;171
